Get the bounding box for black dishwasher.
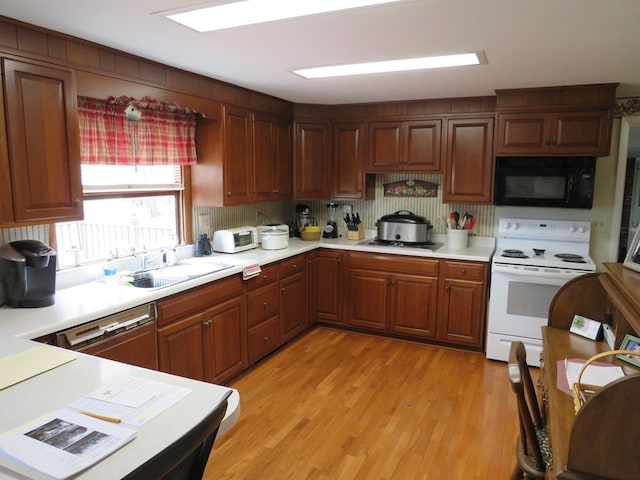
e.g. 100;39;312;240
55;302;158;370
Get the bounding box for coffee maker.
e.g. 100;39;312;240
0;240;57;307
323;202;339;238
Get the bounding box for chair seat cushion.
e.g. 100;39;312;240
535;425;552;468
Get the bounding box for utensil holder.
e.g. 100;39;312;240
347;224;364;240
447;229;469;249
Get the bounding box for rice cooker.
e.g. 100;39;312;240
258;224;289;250
375;210;433;244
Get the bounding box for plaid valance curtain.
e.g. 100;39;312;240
77;96;198;165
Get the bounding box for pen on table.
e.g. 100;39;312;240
80;411;122;423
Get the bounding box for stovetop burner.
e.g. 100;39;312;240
555;253;586;263
501;249;529;259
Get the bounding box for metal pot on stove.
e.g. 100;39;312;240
376;210;433;243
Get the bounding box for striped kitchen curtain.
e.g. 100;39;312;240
77;96;198;165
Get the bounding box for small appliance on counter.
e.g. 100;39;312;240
257;224;289;250
375;210;434;244
194;233;213;256
0;240;57;307
293;204;315;237
212;226;258;253
322;202;339;239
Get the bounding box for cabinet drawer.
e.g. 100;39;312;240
248;317;280;364
244;263;278;291
347;251;439;276
156;274;243;326
247;283;279;327
280;254;306;279
443;261;486;281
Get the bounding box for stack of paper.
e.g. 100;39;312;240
0;409;136;480
565;359;625;390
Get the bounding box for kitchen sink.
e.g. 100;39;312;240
123;260;234;289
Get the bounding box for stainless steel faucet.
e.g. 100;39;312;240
138;248;176;270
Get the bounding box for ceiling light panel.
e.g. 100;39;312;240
293;53;484;79
163;0;403;32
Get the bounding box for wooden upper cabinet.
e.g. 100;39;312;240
332;122;373;200
294;120;331;200
222;105;253;205
192;105;292;206
494;83;616;156
2;56;83;223
367;119;441;172
495;110;612;156
443;116;494;204
253;113;292;201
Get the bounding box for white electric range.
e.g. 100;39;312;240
486;218;596;366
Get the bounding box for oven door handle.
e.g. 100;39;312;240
493;264;586;281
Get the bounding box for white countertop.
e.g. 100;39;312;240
0;335;240;479
0;234;494;340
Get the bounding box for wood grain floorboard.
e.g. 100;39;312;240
206;327;519;479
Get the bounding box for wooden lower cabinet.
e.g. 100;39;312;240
279;254;307;342
437;261;487;347
157;275;246;385
344;252;487;349
308;250;343;326
345;252;439;338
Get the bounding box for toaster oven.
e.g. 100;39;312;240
212;226;258;253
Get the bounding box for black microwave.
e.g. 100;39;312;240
494;157;595;209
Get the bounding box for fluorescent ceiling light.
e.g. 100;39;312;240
163;0;402;32
294;53;483;79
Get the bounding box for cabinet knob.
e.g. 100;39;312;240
291;264;298;270
73;198;81;206
227;191;232;196
461;269;466;274
444;286;450;291
337;258;342;263
262;274;268;280
263;302;268;307
263;336;269;342
203;319;212;326
281;287;286;292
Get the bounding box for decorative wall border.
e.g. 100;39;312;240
615;97;640;117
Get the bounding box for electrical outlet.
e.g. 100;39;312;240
592;218;606;233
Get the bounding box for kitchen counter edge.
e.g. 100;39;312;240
0;235;495;340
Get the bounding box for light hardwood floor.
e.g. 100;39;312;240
207;327;519;479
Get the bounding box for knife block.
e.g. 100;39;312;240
347;224;364;240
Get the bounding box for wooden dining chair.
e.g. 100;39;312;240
123;389;232;480
508;341;551;479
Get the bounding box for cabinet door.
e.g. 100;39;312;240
79;323;158;370
346;268;389;331
203;295;246;384
443;116;494;204
391;273;438;338
223;105;253;205
438;278;485;347
3;57;82;222
405;119;442;171
367;121;402;171
332;122;366;199
253;112;277;201
495;113;549;155
275;119;293;199
0;88;13;223
552;110;611;155
310;250;343;325
294;121;331;199
157;312;207;381
280;271;307;342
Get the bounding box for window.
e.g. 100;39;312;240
55;165;184;269
54;96;197;269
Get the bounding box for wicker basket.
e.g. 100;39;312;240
301;230;321;241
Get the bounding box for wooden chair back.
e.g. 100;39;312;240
508;341;546;479
123;390;232;480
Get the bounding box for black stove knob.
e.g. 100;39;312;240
395;234;401;240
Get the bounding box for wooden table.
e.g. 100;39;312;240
541;327;611;479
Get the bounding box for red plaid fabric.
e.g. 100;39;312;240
78;96;198;165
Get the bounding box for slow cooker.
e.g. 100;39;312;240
258;224;289;250
376;210;433;244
